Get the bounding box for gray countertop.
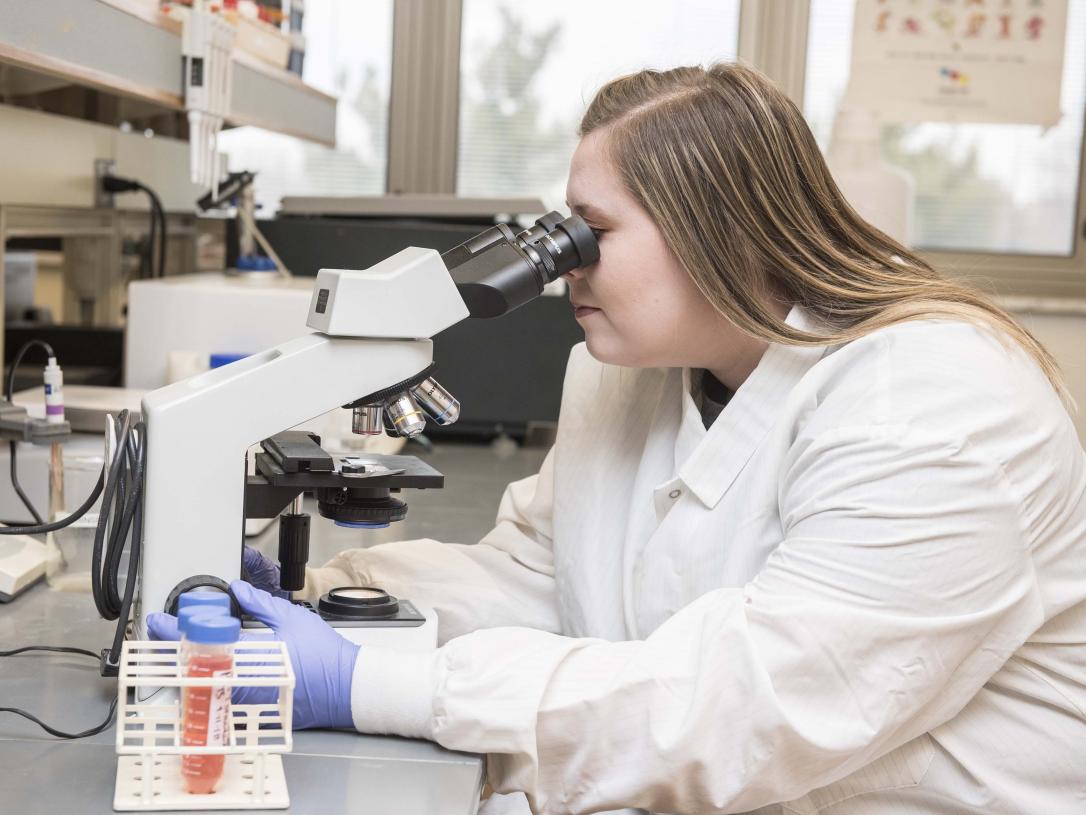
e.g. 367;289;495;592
0;584;484;814
0;438;549;813
0;441;543;815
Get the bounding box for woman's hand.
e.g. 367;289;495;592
147;580;359;730
241;545;290;598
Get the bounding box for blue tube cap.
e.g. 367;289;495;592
186;614;241;645
178;591;232;613
178;605;228;638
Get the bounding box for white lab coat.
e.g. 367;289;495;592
302;307;1086;814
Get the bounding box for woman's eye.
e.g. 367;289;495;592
590;227;606;239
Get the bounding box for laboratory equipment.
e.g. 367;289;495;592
0;347;71;601
256;202;584;439
197;170;290;277
125;274;314;390
178;0;237;193
130;212;597;656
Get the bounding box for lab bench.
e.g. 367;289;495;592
0;583;484;814
0;439;550;812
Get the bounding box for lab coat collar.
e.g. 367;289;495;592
677;306;827;509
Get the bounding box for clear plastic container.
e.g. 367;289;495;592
44;450;107;593
177;604;230;673
44;510;101;593
180;614;240;795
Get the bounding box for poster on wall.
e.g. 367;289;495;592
845;0;1069;126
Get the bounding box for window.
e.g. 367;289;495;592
218;0;394;213
804;0;1086;256
456;0;742;209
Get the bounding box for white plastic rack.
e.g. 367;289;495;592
114;639;295;811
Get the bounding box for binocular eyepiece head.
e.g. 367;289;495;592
442;211;600;319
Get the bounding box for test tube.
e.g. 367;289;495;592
180;614;239;795
177;604;229;668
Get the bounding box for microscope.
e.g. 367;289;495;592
135;212;598;646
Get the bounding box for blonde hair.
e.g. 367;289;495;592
579;63;1065;395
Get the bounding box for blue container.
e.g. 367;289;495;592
178;605;228;639
177;591;232;614
187;614;241;645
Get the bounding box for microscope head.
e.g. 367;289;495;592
441;212;600;318
306;212;600;440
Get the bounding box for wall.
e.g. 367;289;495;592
0;103;201;210
1010;305;1086;445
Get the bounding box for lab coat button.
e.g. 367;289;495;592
668;488;682;500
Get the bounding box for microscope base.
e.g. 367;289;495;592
242;600;438;651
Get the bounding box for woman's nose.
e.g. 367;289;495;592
562;267;586;282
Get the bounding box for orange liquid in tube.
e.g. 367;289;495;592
179;614;239;795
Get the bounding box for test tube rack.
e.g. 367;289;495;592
113;640;295;811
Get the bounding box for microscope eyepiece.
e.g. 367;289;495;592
442;211;600;318
516;213;600;278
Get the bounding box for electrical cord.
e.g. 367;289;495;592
143;194;157;279
9;442;43;525
1;409;144;678
91;411;146;672
3;339;56;525
102;174;168;278
0;645;98;658
0;647;117;739
0;412;142;738
0;472;104;535
148;189;167;278
0;338;108;536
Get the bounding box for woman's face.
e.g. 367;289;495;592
563;127;770;388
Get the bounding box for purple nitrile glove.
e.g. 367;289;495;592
147;580;359;730
241;545;290;599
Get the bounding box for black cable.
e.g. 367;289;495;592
87;411;146;673
4;338;54;402
107;424;145;664
2;414;144;688
132;182;166;278
4;339;56;525
0;647;118;739
0;645;99;658
0;471;104;535
91;411;134;619
146;188;167;278
9;440;43;525
0;698;117;739
101;174;167;278
142;197;157;280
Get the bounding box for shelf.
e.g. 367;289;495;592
0;0;336;146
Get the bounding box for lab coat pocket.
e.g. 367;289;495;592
779;734;936;815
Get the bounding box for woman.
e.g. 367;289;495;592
153;64;1086;814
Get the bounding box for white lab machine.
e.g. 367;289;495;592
125;273;316;390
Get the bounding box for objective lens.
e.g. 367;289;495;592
385;391;427;438
352;405;384;435
411;377;460;426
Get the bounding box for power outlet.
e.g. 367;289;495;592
94;158;116;208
